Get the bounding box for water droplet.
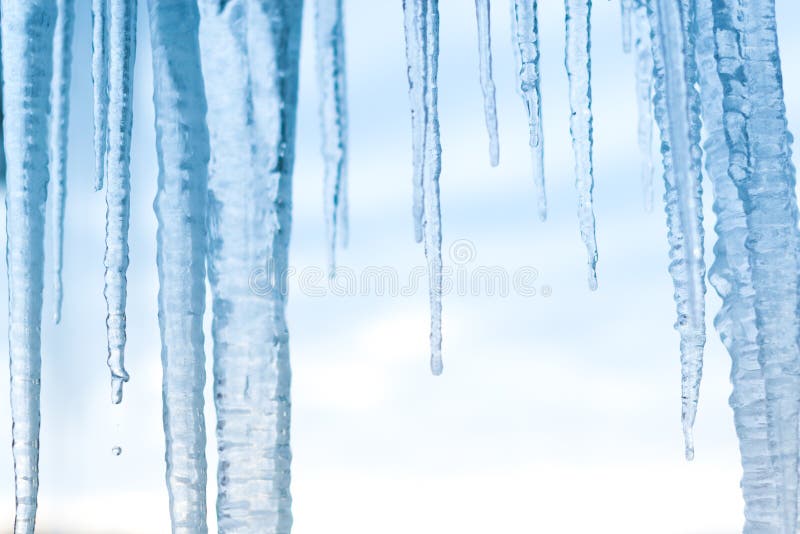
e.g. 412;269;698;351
112;446;122;456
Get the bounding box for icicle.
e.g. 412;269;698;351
620;0;633;53
402;0;443;374
647;0;707;461
92;0;109;191
104;0;137;405
511;0;546;221
315;0;348;272
147;0;209;531
711;1;800;531
402;0;426;243
564;0;598;290
474;0;499;166
632;1;653;212
694;0;780;529
1;3;57;532
198;0;302;529
49;0;75;324
423;0;443;375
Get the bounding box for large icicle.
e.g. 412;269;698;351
647;0;707;461
402;0;443;375
147;0;210;531
314;0;348;271
104;0;137;404
91;0;108;191
632;1;654;211
49;0;75;324
474;0;499;166
564;0;598;290
1;2;57;532
198;0;303;530
694;0;780;529
712;1;800;531
511;0;546;221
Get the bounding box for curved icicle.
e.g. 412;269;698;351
198;0;303;530
146;0;210;531
711;1;800;531
1;2;57;532
49;0;75;324
402;0;443;375
511;0;546;221
694;0;780;530
104;0;137;405
632;1;654;212
647;0;707;461
564;0;598;290
474;0;499;166
314;0;348;272
91;0;109;191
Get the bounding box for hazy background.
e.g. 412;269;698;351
1;0;799;532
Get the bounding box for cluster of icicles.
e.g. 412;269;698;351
0;0;797;532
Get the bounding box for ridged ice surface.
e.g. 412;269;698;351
648;0;707;461
198;1;302;531
694;0;780;530
402;0;443;375
564;0;598;290
712;1;800;531
147;0;210;531
474;0;499;166
510;0;546;220
49;0;75;324
315;0;348;271
104;0;137;404
1;2;57;532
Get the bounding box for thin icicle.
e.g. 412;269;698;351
564;0;598;290
511;0;546;221
198;0;303;530
1;2;57;532
147;0;210;531
0;48;5;193
402;0;443;374
49;0;75;324
620;0;633;53
694;0;780;529
474;0;499;166
648;0;707;461
712;1;800;531
632;1;653;212
423;0;442;375
104;0;137;405
92;0;109;191
403;0;427;243
315;0;348;272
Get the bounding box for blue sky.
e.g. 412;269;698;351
1;0;800;532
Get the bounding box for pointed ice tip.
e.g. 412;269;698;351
111;378;124;405
489;145;500;167
588;270;598;291
431;357;443;376
683;429;695;461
